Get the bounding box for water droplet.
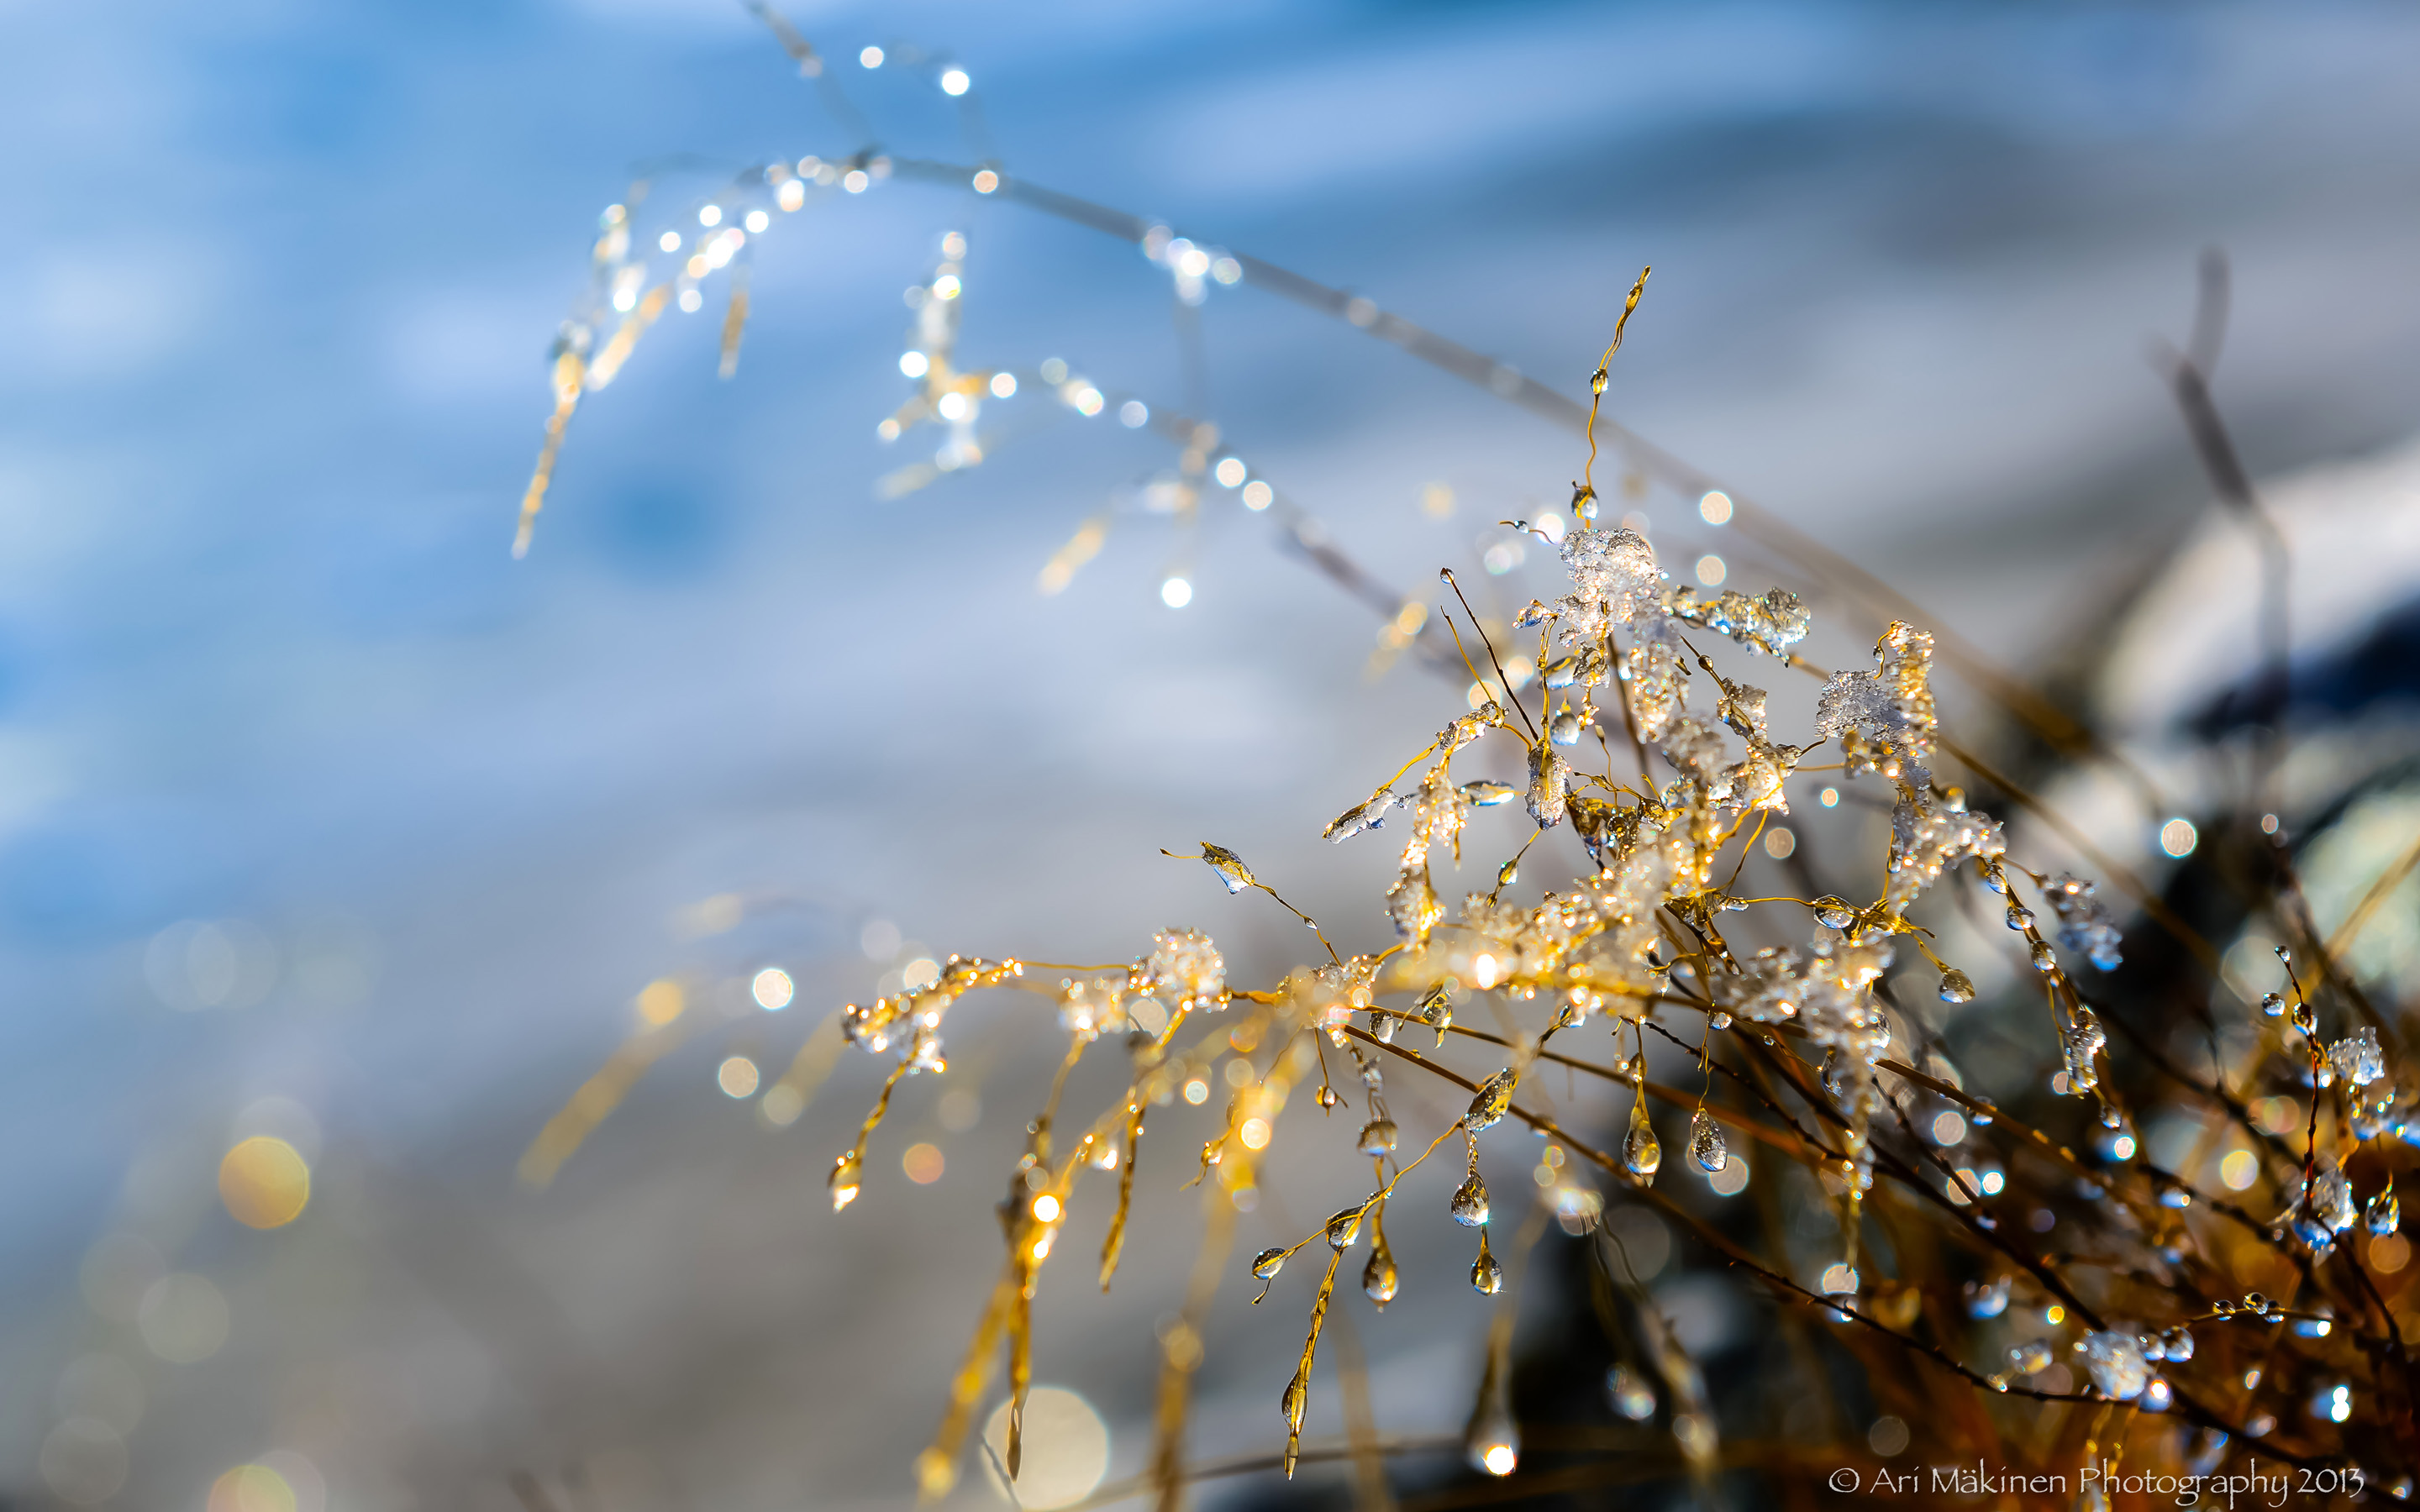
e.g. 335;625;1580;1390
1470;1231;1503;1294
1199;843;1257;895
1549;712;1583;747
2260;991;2286;1018
1325;1205;1366;1250
2369;1189;2401;1236
1316;1085;1342;1110
1624;1098;1661;1179
1465;1068;1517;1132
1358;1118;1399;1156
1938;969;1975;1004
2030;940;2058;974
1812;895;1854;929
2161;1326;2195;1362
1362;1247;1398;1307
1963;1275;2010;1319
1709;1011;1733;1030
829;1151;862;1211
1690;1108;1728;1173
1420;983;1454;1044
1449;1173;1490;1227
1252;1247;1287;1279
1465;1392;1518;1474
1607;1363;1656;1420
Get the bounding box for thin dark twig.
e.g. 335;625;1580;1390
1439;569;1539;741
2187;246;2230;376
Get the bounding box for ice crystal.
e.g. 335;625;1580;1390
1813;622;1937;773
1628;638;1690;741
1438;706;1499;753
2311;1159;2358;1235
2044;873;2123;972
1199;843;1257;895
840;956;1022;1068
1385;866;1443;943
1525;742;1572;828
2060;1008;2106;1093
1056;977;1128;1040
1557;526;1663;627
2328;1026;2386;1089
1713;929;1893;1186
1323;789;1399;843
1665;584;1811;658
1146;928;1226;1011
1884;792;2005;915
2079;1331;2149;1400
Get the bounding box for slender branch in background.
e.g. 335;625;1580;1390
863;157;2181;816
2150;248;2291;824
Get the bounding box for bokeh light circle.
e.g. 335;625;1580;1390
220;1136;311;1229
208;1463;297;1512
980;1386;1108;1509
